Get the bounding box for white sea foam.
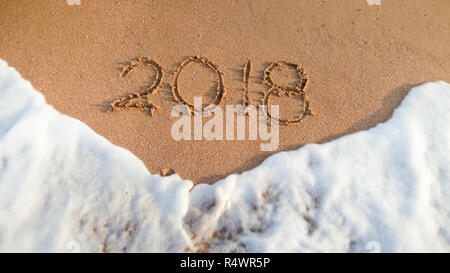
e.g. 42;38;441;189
0;59;448;252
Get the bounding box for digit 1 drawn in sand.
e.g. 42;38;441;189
262;62;313;125
242;60;252;107
171;56;226;114
109;57;164;116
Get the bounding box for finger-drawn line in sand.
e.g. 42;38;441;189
108;56;313;126
242;60;252;107
171;56;226;114
261;62;313;125
263;61;307;91
109;57;164;116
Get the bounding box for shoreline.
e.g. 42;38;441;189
1;59;448;252
1;0;449;184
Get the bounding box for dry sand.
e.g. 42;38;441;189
1;0;449;184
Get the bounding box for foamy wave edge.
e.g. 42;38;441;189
0;59;449;252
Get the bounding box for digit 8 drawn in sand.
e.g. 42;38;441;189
262;62;312;125
171;56;226;113
109;57;164;116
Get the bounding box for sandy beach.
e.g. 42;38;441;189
1;0;449;184
1;0;450;254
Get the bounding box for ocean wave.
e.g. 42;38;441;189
0;59;448;252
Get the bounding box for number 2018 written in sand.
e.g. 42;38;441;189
109;56;313;125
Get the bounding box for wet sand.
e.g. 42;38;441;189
1;0;449;184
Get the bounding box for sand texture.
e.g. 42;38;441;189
1;0;449;184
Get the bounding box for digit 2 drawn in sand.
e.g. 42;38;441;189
108;56;313;125
109;57;164;116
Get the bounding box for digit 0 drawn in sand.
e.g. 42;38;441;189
109;57;164;116
171;56;226;114
261;62;313;125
